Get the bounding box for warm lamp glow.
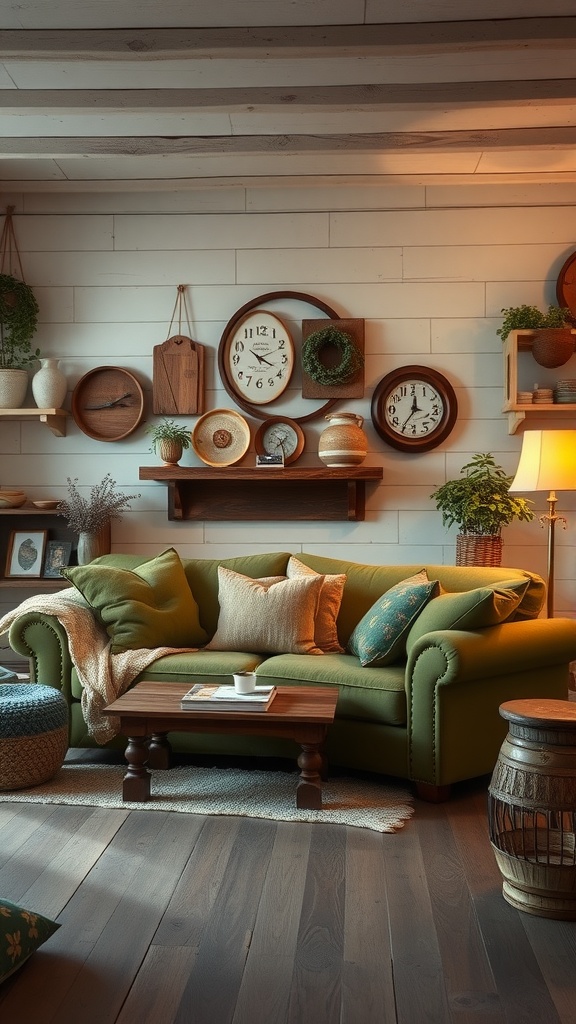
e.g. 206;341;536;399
509;430;576;495
509;429;576;618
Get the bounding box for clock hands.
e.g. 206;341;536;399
249;349;275;367
401;396;422;431
84;392;132;410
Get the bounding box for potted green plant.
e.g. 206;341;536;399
430;453;534;566
0;272;40;408
497;303;574;368
146;417;191;466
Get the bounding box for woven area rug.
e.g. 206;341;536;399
0;763;414;833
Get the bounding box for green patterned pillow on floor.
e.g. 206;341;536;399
0;898;60;983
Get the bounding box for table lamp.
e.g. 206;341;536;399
509;429;576;617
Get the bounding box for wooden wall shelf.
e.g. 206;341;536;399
139;465;383;521
0;408;68;436
502;329;576;433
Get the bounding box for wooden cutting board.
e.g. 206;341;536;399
153;335;205;415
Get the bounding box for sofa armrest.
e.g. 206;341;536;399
8;612;74;702
405;617;576;787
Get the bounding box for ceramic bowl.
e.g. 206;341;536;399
32;500;60;510
0;490;27;508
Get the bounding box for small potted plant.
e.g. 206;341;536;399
497;303;574;367
430;453;534;566
146;417;192;466
0;272;41;408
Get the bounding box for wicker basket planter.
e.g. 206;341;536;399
456;534;503;567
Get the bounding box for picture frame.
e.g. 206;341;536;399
5;530;48;578
43;539;72;578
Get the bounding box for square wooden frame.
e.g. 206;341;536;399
43;539;73;578
5;530;48;578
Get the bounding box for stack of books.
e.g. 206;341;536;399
180;683;277;711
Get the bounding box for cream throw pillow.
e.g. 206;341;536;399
287;556;345;653
205;567;325;655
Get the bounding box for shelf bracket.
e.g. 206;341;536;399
39;411;67;437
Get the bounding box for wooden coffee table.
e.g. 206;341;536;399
103;681;339;810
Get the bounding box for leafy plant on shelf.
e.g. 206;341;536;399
0;272;41;369
430;453;534;537
145;417;191;454
57;474;140;533
497;304;572;342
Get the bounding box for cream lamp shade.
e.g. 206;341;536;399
509;429;576;617
509;430;576;495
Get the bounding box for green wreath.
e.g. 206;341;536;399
301;326;364;386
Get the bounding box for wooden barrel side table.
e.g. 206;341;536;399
488;698;576;919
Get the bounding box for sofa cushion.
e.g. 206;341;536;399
205;567;324;655
347;570;440;667
406;578;530;649
256;653;407;726
62;547;207;654
0;898;60;983
286;556;345;653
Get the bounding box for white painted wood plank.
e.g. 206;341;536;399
237;247;402;284
404;242;570;282
13;214;113;251
247;185;426;212
114;212;328;250
24;248;235;286
23;190;247;214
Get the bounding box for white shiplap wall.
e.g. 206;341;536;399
1;181;576;630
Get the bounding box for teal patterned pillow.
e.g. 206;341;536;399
347;570;439;667
0;898;60;983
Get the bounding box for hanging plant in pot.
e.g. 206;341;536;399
0;272;40;408
430;453;535;566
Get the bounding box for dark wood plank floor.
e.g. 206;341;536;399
1;757;575;1024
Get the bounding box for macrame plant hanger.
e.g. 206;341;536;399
152;284;205;416
1;206;26;280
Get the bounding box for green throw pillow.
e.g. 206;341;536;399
62;547;207;654
347;570;440;667
0;898;60;983
406;578;529;648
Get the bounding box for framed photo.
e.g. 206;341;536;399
5;530;47;578
43;540;72;578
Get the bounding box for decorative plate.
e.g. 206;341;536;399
192;408;251;467
71;367;145;442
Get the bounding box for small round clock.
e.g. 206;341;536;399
220;309;295;407
254;417;305;465
371;366;458;453
71;366;145;442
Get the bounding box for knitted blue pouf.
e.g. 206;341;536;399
0;684;69;791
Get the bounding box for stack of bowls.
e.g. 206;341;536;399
0;489;27;508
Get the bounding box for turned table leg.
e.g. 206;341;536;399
123;735;151;801
147;731;172;770
296;742;324;809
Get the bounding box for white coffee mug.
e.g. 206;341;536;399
233;671;257;694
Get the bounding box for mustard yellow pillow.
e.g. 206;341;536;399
287;555;345;653
205;566;324;655
62;547;206;653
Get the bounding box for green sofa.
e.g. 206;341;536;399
7;550;576;800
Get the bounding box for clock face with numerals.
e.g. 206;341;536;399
254;417;305;465
371;366;458;453
221;309;295;406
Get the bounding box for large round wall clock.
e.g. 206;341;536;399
254;417;305;465
220;309;295;407
71;366;145;442
371;366;458;453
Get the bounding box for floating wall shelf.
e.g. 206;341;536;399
139;465;383;522
503;329;576;434
0;408;68;437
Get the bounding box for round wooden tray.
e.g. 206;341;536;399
72;367;145;442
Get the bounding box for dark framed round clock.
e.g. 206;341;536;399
71;366;145;441
371;366;458;453
220;309;295;406
254;417;305;465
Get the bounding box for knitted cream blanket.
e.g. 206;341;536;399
0;589;197;743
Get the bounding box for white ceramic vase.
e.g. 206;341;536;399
76;527;111;565
318;412;368;467
32;358;67;409
0;368;29;409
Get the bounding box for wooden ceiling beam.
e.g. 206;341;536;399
2;80;576;112
2;19;576;61
4;126;576;156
